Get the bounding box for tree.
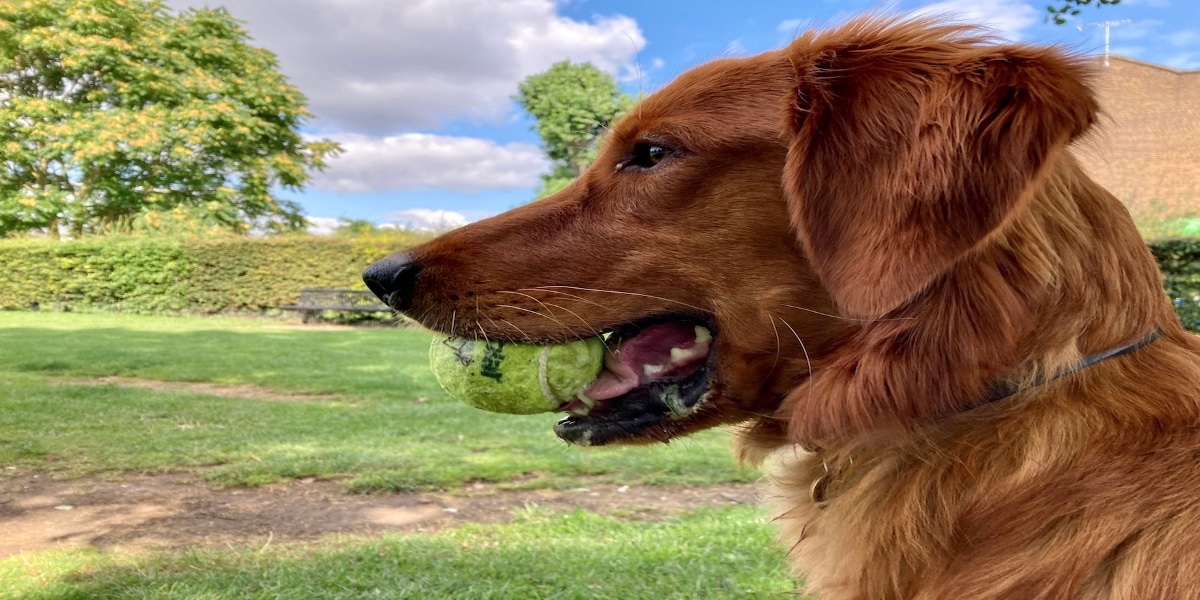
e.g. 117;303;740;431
1046;0;1121;25
514;61;633;198
0;0;340;237
333;217;378;237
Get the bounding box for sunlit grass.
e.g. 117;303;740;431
0;505;798;600
0;312;756;491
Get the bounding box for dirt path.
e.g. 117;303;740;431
0;473;763;557
67;376;341;402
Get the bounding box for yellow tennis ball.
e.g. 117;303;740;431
429;336;605;414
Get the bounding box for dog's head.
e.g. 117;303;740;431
366;18;1111;449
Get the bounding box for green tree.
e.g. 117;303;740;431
514;61;633;198
1046;0;1121;25
333;217;378;237
0;0;340;238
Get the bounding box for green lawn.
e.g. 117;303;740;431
0;311;756;491
0;312;797;599
2;506;794;600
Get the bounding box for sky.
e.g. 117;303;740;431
164;0;1199;233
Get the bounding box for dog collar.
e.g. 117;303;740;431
977;329;1161;406
808;329;1161;508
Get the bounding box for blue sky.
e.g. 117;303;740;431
168;0;1198;232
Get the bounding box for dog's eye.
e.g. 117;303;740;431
624;143;673;170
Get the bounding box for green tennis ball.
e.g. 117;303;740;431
430;336;605;414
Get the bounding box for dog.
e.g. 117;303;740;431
364;17;1200;599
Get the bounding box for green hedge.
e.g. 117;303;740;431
1148;239;1200;332
0;233;428;315
3;236;1200;331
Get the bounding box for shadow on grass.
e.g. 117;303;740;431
0;316;756;491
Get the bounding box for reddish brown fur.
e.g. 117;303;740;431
392;16;1200;599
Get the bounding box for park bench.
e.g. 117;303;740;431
280;288;392;322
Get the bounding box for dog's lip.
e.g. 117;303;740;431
553;322;717;446
552;368;714;446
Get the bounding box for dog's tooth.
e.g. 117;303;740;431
669;346;705;364
577;392;595;408
570;404;591;417
643;363;668;377
694;325;712;344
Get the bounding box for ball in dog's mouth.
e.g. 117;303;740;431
554;321;715;446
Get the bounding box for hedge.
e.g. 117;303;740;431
0;233;429;315
2;235;1199;331
1148;239;1200;331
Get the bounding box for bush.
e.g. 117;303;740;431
1147;238;1200;332
0;233;429;315
3;235;1200;332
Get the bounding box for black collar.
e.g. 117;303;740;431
978;330;1161;406
809;329;1163;507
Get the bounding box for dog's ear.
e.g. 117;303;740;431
783;28;1098;318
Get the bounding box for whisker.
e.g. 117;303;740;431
520;288;617;313
494;303;575;338
777;315;813;382
495;303;552;320
622;30;644;100
536;285;706;313
782;304;914;323
499;318;530;342
497;291;579;335
482;311;503;333
476;321;490;344
474;297;505;333
768;314;782;373
543;301;614;354
450;309;457;336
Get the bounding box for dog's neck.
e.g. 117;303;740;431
975;329;1161;407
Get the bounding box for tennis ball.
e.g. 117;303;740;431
430;336;605;414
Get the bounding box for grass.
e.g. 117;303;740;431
1;506;794;600
0;311;756;491
0;311;799;598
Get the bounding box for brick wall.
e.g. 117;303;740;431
1075;56;1200;221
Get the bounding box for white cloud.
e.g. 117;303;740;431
382;209;471;232
167;0;644;133
1163;51;1200;69
305;216;341;236
1165;30;1200;47
777;18;813;34
1110;45;1148;57
911;0;1039;41
309;133;550;194
723;39;749;56
1106;19;1164;42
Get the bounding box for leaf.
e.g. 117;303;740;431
0;0;338;236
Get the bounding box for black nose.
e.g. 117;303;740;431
363;252;421;312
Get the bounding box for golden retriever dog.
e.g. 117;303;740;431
363;17;1200;599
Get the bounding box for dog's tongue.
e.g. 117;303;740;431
580;323;712;401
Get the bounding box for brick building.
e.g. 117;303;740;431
1075;56;1200;225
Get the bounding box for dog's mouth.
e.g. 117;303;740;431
554;319;715;446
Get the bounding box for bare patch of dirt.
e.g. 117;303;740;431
261;324;360;331
65;377;339;402
0;473;763;557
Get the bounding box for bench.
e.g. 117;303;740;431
280;289;392;322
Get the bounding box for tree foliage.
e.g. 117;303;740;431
514;61;633;198
1045;0;1121;25
0;0;340;237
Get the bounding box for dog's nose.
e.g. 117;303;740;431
363;252;421;312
